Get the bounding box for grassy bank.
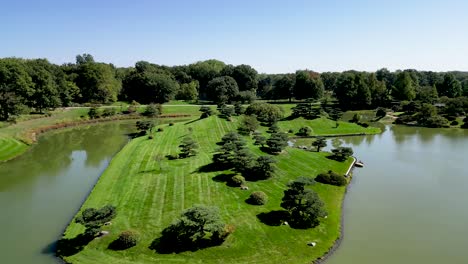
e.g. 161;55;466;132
62;116;354;264
0;104;201;162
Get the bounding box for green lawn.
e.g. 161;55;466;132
62;116;353;264
277;117;381;136
0;136;28;162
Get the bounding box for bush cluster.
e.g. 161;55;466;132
248;191;268;205
110;230;139;250
315;170;347;186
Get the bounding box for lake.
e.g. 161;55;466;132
0;123;467;264
326;125;468;264
0;122;135;264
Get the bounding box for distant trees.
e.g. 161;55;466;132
207;76;239;104
393;72;417;101
293;70;324;100
437;73;462;98
245;102;284;124
75;205;116;237
281;182;326;228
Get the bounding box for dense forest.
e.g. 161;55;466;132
1;54;468;125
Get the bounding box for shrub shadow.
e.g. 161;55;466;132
195;162;226;173
256;210;289;226
149;236;224;254
212;173;238;187
55;234;94;257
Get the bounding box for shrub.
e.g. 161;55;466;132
102;108;117;117
109;230;139;250
166;154;179;160
248;191;268;205
143;103;162;117
376;107;386;118
169;122;174;126
231;175;245;187
350;113;361;123
158;128;164;132
245;102;284;124
288;129;294;133
451;120;459;126
315;170;347;186
297;126;312;136
288;176;315;186
88;107;100;119
358;122;369;128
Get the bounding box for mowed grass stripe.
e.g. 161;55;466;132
63;116;354;264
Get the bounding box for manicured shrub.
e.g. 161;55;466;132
315;170;347;186
231;175;245;187
376;107;386;118
102;107;117;117
450;120;458;126
158;128;164;132
109;230;139;250
88;106;100;119
169;122;174;126
288;129;294;133
248;191;268;205
143;103;162;117
297;126;312;136
288;176;315;186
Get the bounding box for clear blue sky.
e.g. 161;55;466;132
1;0;467;73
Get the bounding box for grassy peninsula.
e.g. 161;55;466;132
60;113;376;264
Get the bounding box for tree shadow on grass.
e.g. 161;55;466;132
55;234;94;257
212;173;238;187
184;118;202;125
149;236;224;254
195;162;227;173
256;210;290;226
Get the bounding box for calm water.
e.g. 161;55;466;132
326;126;468;264
0;122;135;264
1;124;467;264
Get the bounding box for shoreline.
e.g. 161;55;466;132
0;114;192;163
312;156;357;264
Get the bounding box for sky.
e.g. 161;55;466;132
1;0;468;73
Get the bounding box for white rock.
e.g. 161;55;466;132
307;242;317;247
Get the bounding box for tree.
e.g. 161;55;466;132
417;85;438;103
207;76;239;104
88;106;100;119
238;115;259;135
0;59;34;120
213;132;247;167
161;205;227;247
222;64;258;92
179;136;199;158
122;69;178;104
330;147;353;161
231;175;245;187
143;103;162;117
234;101;245;115
252;132;267;146
26;59;61;112
291;103;320;119
311;137;327;152
109;230;139;250
393;72;417;101
188;59;226;97
136;120;155;133
247;191;268;205
219;105;234;120
267;122;280;133
267;132;288;154
245;102;284;124
251;156;276;179
294;70;324;100
176;80;199;101
297;126;312;136
75;59;121;103
273;74;295;101
280;182;326;228
75;205;117;237
199;106;214;118
437;73;462;98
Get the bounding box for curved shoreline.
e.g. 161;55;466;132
0;114;191;163
312;156;357;264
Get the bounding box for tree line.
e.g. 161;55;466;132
1;54;468;120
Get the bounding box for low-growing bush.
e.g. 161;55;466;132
297;126;312;136
288;176;315;186
109;230;139;250
450;120;459;126
166;154;179;160
247;191;268;205
169;122;174;126
102;108;117;117
231;175;245;187
315;170;347;186
158;128;164;132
